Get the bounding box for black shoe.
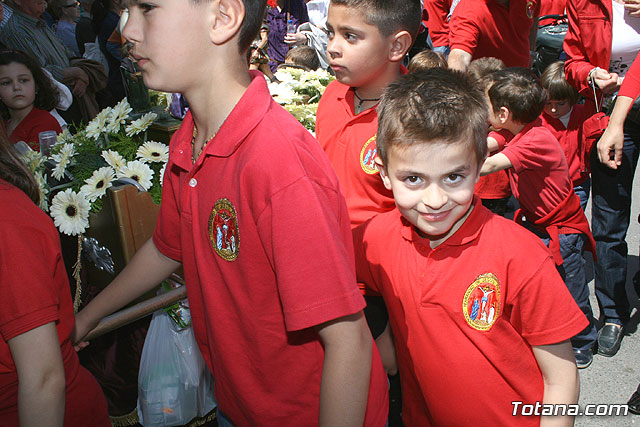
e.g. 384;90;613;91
573;348;593;369
597;324;624;357
628;391;640;415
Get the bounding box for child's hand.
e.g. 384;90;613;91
71;310;99;351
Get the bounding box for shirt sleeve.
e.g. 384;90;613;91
619;55;640;100
501;131;553;173
448;1;480;54
507;255;589;346
0;223;59;341
352;221;382;296
257;176;365;332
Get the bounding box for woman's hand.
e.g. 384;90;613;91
592;68;621;94
284;31;307;45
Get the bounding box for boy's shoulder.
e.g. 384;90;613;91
319;79;351;106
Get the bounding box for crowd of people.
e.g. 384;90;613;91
2;0;640;425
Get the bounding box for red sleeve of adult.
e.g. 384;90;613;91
448;0;480;55
619;56;640;100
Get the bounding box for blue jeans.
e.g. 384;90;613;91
574;179;590;212
590;119;640;325
524;223;598;351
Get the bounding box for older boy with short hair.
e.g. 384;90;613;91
316;0;421;227
481;67;597;369
354;68;586;426
72;0;389;425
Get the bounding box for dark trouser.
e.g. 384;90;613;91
525;223;598;351
590;118;640;325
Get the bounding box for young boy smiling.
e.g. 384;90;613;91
72;0;389;425
354;69;587;426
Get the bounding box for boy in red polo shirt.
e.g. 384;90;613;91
317;0;421;228
72;0;388;425
354;68;586;426
540;61;591;210
481;67;597;369
448;0;540;71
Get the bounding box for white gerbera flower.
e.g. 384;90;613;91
56;128;72;144
51;143;76;180
86;108;110;140
102;150;126;172
136;140;169;163
125;112;158;137
117;160;154;190
80;167;115;202
20;150;46;172
106;99;132;133
49;189;90;235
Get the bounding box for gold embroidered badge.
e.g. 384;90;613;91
208;198;240;261
462;273;501;331
526;0;535;19
359;136;379;174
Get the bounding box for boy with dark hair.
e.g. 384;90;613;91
355;68;586;426
540;61;591;209
467;56;513;217
316;0;421;227
284;45;321;70
72;0;389;425
482;67;598;368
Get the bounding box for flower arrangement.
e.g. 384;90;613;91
20;99;169;310
22;99;168;238
267;68;334;133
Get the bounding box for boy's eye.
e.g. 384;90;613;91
138;2;156;13
404;175;422;185
326;29;334;39
345;32;357;42
445;174;463;184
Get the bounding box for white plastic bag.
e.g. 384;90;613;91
137;307;216;426
83;37;110;75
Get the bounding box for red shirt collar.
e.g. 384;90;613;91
170;70;272;171
399;196;488;248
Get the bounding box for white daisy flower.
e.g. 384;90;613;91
20;150;46;172
49;188;90;235
125;112;158;137
80;167;115;202
106;99;132;133
136;140;169;163
51;143;76;180
56;128;72;144
86;108;111;140
101;150;126;172
117;160;154;191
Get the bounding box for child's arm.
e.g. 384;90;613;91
375;322;398;376
532;340;579;427
480;152;512;175
73;238;181;345
487;135;501;153
315;311;372;427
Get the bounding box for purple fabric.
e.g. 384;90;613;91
169;93;189;120
266;1;309;72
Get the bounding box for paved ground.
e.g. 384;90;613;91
576;169;640;426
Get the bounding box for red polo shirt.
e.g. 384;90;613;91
540;105;590;186
353;201;588;426
6;107;62;151
425;0;452;48
449;0;540;68
153;72;388;426
501;119;573;220
0;180;109;426
316;80;396;227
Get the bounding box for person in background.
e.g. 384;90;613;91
75;0;96;55
283;45;320;71
284;0;330;70
266;0;309;72
563;0;640;357
0;50;62;150
407;49;447;72
54;0;81;57
0;129;110;427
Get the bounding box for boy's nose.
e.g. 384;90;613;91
326;39;340;59
421;185;447;210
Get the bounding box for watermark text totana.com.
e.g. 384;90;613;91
512;401;628;417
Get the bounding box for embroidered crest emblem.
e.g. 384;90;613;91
208;198;240;261
359;136;379;174
526;0;535;19
462;273;501;331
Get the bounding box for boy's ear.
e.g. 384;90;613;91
209;0;245;46
388;30;413;63
374;156;392;190
497;106;511;125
